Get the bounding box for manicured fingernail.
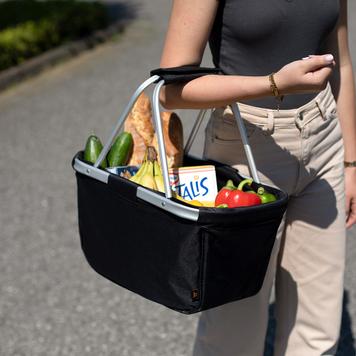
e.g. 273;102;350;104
324;54;334;63
302;57;310;60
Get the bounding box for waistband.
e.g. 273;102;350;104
222;82;336;130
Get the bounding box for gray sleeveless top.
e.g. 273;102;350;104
209;0;340;109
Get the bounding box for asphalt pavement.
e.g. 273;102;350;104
0;0;355;355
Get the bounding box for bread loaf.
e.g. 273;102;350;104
124;92;154;165
124;93;184;168
129;92;154;145
151;111;184;168
124;116;147;166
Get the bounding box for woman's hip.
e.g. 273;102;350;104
203;83;344;195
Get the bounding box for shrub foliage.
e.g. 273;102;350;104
0;0;109;71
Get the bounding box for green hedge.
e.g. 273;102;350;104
0;0;109;71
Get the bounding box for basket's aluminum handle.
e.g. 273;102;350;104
230;103;260;183
75;72;260;221
152;80;173;198
152;84;261;195
183;107;260;183
93;73;260;197
94;75;160;168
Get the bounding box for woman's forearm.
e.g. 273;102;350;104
330;60;356;161
160;56;336;110
160;74;271;110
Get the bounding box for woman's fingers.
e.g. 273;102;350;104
304;66;334;89
302;55;335;89
275;54;336;95
301;54;335;71
345;169;356;228
346;197;356;228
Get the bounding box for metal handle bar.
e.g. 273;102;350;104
152;80;172;198
151;85;260;192
182;106;260;183
95;76;260;199
94;75;160;168
230;103;260;183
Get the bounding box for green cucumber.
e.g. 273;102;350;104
84;135;107;168
107;132;133;167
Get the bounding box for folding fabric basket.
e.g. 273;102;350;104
72;67;288;314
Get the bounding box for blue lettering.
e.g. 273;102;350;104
174;183;185;196
182;186;193;200
195;181;200;194
200;177;209;196
190;181;199;198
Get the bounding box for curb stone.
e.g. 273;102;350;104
0;19;129;92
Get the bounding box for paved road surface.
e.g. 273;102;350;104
0;1;355;355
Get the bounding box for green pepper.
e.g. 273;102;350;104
257;187;277;204
238;179;277;204
237;179;255;193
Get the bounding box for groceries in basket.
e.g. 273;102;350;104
124;93;183;168
127;145;218;207
83;93;184;176
169;165;218;207
82;93;276;208
84;135;107;168
107;132;133;167
83;132;135;177
127;146;216;203
129;146;164;191
215;179;276;207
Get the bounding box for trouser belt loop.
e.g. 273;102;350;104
295;110;303;131
315;98;326;120
263;110;274;135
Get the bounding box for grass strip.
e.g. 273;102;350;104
0;0;109;71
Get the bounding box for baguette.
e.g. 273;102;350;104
129;92;154;146
124;93;184;168
124;115;147;166
151;111;184;168
124;92;154;165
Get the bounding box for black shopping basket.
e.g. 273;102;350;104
72;67;288;314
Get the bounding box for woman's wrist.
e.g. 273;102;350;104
268;73;284;108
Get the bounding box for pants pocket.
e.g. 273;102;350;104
203;108;261;163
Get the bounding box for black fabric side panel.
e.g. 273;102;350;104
76;172;203;313
200;219;277;310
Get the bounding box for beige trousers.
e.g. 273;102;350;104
193;84;346;356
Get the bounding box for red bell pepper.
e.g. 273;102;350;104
226;189;261;207
214;179;236;207
226;179;262;207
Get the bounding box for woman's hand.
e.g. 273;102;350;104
275;54;336;95
345;168;356;228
